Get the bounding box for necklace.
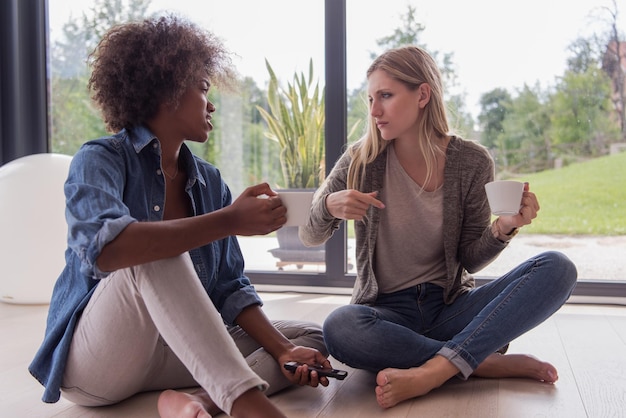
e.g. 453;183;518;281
162;163;179;181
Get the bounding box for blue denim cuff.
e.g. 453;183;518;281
437;345;475;380
220;286;263;325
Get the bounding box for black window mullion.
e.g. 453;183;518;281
323;0;351;283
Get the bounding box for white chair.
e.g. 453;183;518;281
0;153;72;304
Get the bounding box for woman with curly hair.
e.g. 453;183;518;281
300;45;577;409
29;14;331;418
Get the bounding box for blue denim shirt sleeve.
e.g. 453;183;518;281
211;236;263;325
65;142;138;279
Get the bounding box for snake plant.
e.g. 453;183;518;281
257;58;325;189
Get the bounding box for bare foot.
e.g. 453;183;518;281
229;388;287;418
157;388;218;418
375;355;459;409
473;353;559;383
158;387;286;418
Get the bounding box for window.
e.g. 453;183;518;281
344;0;626;294
43;0;626;298
47;0;329;277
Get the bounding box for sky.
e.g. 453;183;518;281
47;0;624;118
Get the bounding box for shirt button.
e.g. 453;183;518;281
153;205;161;212
156;169;162;176
152;143;158;148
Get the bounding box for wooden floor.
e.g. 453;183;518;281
2;291;625;417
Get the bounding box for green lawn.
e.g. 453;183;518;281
505;151;626;235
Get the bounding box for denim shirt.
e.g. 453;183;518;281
28;125;262;403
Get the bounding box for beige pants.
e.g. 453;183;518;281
60;253;326;415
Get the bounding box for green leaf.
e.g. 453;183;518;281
256;59;325;188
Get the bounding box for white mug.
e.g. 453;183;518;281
277;191;314;226
484;181;524;216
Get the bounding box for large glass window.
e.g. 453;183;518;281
346;0;626;287
46;0;626;295
47;0;327;275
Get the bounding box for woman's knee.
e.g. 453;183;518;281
323;305;370;357
133;253;194;281
324;305;359;335
539;251;578;292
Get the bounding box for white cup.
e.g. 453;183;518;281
484;180;524;216
278;191;314;226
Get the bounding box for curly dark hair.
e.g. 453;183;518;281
88;14;237;132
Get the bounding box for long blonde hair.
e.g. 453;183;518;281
346;45;450;190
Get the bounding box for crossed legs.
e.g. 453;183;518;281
324;251;577;409
62;253;285;417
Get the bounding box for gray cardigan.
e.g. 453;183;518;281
300;136;509;305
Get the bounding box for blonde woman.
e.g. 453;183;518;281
300;45;577;409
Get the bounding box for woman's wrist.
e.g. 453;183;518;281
491;218;519;243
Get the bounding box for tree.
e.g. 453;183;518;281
369;5;456;91
478;88;513;150
597;0;626;139
565;1;625;141
497;84;551;173
239;77;282;187
370;4;425;59
50;0;155;155
51;0;153;79
446;94;475;138
567;37;601;74
346;87;368;144
50;77;107;155
549;65;619;158
481;0;624;175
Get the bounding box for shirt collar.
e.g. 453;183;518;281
180;143;207;188
127;124;207;189
129;124;157;153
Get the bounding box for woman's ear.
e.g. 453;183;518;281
417;83;431;109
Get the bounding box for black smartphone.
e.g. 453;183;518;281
283;361;348;380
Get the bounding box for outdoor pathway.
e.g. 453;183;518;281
238;234;626;282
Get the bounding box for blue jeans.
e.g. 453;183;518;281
323;251;577;379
